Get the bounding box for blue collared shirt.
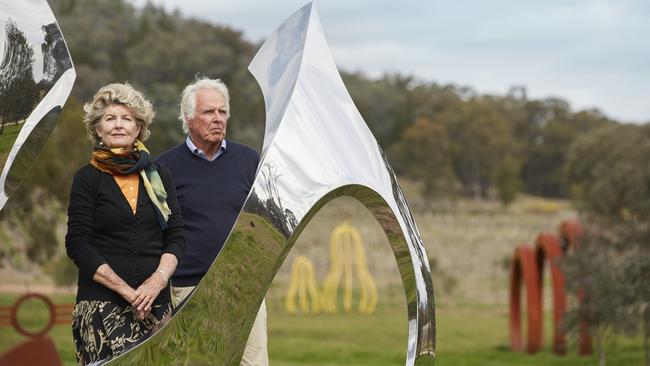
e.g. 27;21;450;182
185;136;227;161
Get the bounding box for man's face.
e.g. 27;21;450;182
187;88;228;149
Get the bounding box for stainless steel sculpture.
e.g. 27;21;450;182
110;3;436;365
0;0;75;210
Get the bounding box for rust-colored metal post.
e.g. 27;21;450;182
509;245;542;353
534;233;567;354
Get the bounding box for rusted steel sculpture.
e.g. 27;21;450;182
0;293;73;366
509;245;542;353
534;233;566;354
509;220;593;356
3;293;74;336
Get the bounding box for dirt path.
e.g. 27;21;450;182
0;283;76;295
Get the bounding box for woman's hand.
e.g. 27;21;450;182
131;253;177;320
118;285;137;303
131;273;166;315
120;286;149;320
94;263;142;304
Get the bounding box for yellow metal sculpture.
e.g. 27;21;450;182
322;222;378;314
285;255;322;314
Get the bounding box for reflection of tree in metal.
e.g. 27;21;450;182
247;161;298;237
109;4;435;365
41;23;72;83
0;19;38;135
0;0;75;210
322;221;378;314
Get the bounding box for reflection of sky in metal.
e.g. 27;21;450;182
0;1;57;82
250;6;394;220
249;5;310;154
248;4;434;363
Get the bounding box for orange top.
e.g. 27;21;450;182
114;173;139;214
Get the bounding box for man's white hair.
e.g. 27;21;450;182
179;77;230;133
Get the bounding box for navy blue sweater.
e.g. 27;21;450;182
156;141;259;286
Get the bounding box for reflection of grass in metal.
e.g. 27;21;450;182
110;212;286;365
0;123;23;167
5;109;61;196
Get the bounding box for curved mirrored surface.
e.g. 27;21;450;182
0;0;75;210
109;3;435;365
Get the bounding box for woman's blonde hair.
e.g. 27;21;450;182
83;83;155;144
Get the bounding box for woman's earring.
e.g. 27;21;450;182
132;141;138;151
98;140;104;147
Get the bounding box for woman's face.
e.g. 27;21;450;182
96;104;141;149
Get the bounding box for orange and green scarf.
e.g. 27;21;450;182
90;140;171;229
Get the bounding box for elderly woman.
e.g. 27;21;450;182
65;83;185;365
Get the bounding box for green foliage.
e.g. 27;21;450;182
3;190;65;266
45;253;78;287
495;155;522;206
566;123;650;220
564;122;650;365
391;116;459;205
0;19;40;132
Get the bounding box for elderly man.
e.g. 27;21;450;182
156;77;266;365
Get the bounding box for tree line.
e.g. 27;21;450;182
0;0;641;250
23;0;638;208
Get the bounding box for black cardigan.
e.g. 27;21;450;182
65;163;185;307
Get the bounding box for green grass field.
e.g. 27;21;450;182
0;195;644;365
0;292;643;365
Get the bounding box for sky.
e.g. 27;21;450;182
131;0;650;123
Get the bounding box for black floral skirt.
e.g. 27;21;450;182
72;300;172;365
